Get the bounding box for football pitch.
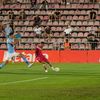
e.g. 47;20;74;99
0;63;100;100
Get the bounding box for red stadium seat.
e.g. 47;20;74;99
69;38;75;43
54;32;60;37
88;21;94;26
78;32;84;37
81;38;87;43
71;44;79;49
71;32;77;37
73;16;78;20
94;21;100;26
84;32;89;37
75;38;81;43
49;44;53;49
79;16;84;20
94;4;100;9
79;44;86;50
88;4;94;9
77;21;82;26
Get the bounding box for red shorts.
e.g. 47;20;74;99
36;55;48;63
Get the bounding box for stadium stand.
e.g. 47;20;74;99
0;0;100;50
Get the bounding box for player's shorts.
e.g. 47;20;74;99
4;52;19;61
36;55;49;63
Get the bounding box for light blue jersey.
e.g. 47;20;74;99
4;27;13;38
7;38;15;54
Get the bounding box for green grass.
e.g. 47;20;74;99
0;63;100;100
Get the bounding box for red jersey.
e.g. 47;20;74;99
35;45;48;63
35;46;43;57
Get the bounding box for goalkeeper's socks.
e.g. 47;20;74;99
22;57;29;65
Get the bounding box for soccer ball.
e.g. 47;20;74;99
55;67;60;72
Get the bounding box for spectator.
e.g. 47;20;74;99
30;0;37;9
44;26;52;41
64;24;73;38
89;9;97;20
90;36;99;50
19;9;26;20
33;15;42;27
8;10;14;20
33;25;43;38
87;30;95;42
87;30;99;50
49;10;61;22
49;12;56;22
40;0;49;11
54;10;61;22
64;38;70;50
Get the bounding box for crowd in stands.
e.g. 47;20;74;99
0;0;100;50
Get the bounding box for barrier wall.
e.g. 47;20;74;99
0;50;100;63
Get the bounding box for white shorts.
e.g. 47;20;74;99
5;52;19;61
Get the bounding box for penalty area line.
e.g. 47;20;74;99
0;77;48;85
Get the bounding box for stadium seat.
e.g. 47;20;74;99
75;38;81;43
94;4;100;9
43;44;49;49
71;32;77;37
69;38;75;43
83;21;88;26
34;38;39;42
79;16;84;20
1;44;6;49
94;21;100;26
84;32;89;37
25;44;30;49
73;16;78;20
79;44;86;50
81;38;87;43
54;32;60;37
0;0;99;50
49;44;53;49
71;44;79;50
78;32;84;37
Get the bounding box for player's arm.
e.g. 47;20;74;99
10;39;19;45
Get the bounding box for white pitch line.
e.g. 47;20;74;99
0;77;48;85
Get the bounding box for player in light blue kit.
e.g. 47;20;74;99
0;33;33;68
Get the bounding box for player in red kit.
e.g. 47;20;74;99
35;42;59;72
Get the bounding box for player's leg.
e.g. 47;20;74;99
11;56;15;63
45;61;56;71
40;56;56;71
43;63;48;73
18;53;33;67
0;60;8;68
0;52;10;68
